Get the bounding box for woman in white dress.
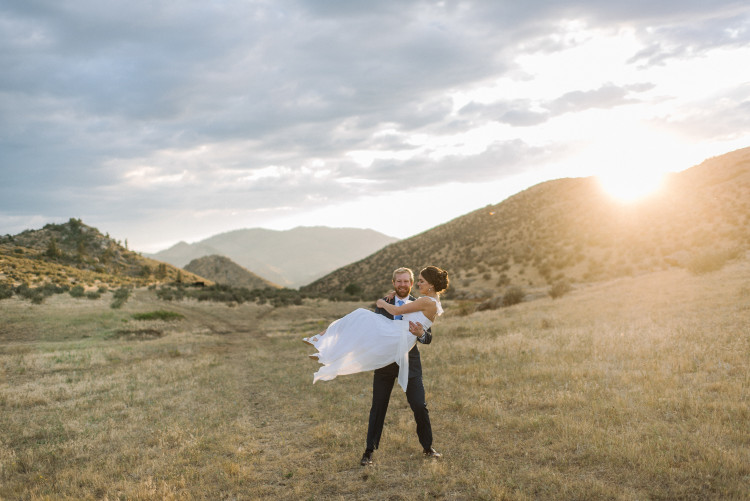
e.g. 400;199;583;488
304;266;449;392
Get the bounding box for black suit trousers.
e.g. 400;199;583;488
365;361;432;452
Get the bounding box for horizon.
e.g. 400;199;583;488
2;151;744;254
2;1;750;252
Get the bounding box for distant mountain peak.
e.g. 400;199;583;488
183;255;280;289
148;226;399;288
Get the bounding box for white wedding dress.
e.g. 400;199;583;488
309;297;443;392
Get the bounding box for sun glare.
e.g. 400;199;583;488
597;169;665;202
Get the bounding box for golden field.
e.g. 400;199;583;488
1;258;749;500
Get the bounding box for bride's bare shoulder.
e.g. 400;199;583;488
417;296;438;309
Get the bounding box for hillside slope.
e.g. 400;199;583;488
302;147;750;299
0;219;207;288
183;255;280;289
149;226;398;287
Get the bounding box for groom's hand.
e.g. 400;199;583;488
409;321;424;337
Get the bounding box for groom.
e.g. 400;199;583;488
360;267;441;466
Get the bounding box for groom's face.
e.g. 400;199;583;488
393;272;413;299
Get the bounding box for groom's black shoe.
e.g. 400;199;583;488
360;450;373;466
423;448;442;458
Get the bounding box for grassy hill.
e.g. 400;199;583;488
1;248;747;499
302;147;750;299
0;218;208;289
183;255;280;289
149;226;399;288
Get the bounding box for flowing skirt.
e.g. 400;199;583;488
310;309;416;392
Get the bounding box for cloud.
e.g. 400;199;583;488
458;83;655;127
548;82;654;114
628;9;750;66
653;83;750;140
1;0;749;247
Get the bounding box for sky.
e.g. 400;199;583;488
2;0;750;253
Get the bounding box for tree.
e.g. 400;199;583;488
45;238;61;258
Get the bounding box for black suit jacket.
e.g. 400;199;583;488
373;294;432;378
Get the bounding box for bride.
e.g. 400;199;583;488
304;266;449;392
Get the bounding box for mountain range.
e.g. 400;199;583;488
302;147;750;299
147;227;398;288
3;147;748;298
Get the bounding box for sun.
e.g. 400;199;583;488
597;168;665;202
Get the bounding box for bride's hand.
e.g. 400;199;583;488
376;299;388;309
383;290;396;301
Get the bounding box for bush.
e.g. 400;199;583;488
14;284;45;304
110;287;132;309
156;286;183;301
344;283;363;296
0;283;13;300
42;283;68;295
86;291;101;300
549;280;572;299
502;286;525;306
154;284;303;307
70;285;85;298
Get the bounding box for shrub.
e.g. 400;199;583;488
549;280;572;299
70;285;85;298
344;283;362;296
502;286;525;306
14;284;45;304
110;287;132;309
156;286;182;301
86;291;101;300
0;283;13;300
42;283;68;295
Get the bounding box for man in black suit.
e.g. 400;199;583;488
360;267;441;466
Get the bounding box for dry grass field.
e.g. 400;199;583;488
1;259;749;500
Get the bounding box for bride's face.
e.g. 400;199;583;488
417;275;431;294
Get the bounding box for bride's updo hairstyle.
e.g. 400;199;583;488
420;266;449;293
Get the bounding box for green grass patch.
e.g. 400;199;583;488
131;310;185;321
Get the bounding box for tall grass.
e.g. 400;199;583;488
1;263;748;499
